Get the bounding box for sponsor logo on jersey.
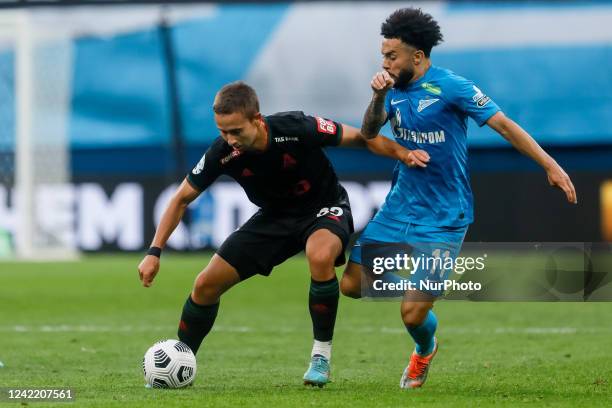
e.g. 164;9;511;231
192;154;205;174
472;85;491;108
393;128;446;144
315;117;337;134
220;149;243;165
421;82;442;95
390;98;408;106
274;136;299;143
417;98;440;112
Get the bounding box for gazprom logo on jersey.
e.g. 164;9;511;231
393;128;446;144
391;110;445;144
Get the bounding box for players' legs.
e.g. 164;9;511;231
304;229;342;361
399;291;440;389
401;291;437;356
177;254;241;355
178;209;302;355
400;224;466;355
301;195;353;386
399;225;467;388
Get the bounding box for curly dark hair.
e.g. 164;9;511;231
381;8;443;57
213;81;260;119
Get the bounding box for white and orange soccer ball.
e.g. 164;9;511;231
143;339;197;388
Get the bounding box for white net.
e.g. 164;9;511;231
0;11;77;259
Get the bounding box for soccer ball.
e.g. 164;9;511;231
143;339;197;388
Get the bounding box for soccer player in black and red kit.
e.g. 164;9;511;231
137;81;430;386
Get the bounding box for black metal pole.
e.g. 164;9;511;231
158;7;186;183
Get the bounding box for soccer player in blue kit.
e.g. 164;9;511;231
340;8;577;389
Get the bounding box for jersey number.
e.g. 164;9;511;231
430;248;451;280
317;207;343;217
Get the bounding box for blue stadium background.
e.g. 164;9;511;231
1;0;611;250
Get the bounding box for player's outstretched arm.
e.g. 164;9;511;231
366;135;430;168
138;179;201;287
339;124;430;168
361;71;394;139
487;111;577;204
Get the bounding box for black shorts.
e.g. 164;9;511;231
217;192;354;280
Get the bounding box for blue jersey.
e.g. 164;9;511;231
380;65;500;227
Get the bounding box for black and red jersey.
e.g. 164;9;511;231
187;111;346;215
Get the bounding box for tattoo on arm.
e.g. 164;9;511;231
361;94;387;139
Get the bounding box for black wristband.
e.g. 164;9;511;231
147;246;162;258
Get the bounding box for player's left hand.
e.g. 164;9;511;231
401;149;430;168
546;162;577;204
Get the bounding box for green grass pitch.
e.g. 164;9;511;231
0;254;610;407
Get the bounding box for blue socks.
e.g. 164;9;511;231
406;309;437;356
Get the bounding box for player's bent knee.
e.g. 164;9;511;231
305;229;342;273
191;255;241;304
306;246;338;271
192;272;224;304
401;302;431;327
402;310;427;327
340;275;362;298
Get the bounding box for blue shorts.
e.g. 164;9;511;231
349;211;468;297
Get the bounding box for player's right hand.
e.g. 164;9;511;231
371;71;395;95
138;255;160;287
402;149;430;168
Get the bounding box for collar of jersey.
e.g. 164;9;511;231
405;64;435;91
